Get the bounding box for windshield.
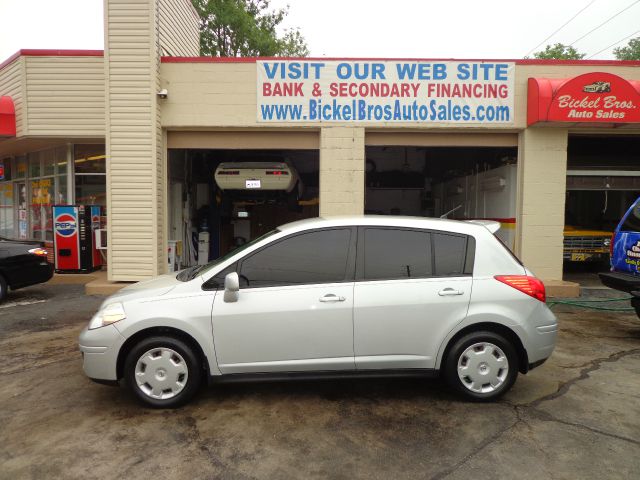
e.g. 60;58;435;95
176;229;279;281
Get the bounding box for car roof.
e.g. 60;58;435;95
278;215;493;236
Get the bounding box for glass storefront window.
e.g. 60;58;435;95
0;182;14;238
44;155;55;176
29;152;41;177
74;145;106;174
15;156;27;179
0;158;11;181
29;177;54;240
76;175;106;206
56;146;68;176
56;175;68;205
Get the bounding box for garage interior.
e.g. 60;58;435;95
168;148;319;269
564;134;640;281
364;145;518;249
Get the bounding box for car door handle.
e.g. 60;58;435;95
438;288;464;296
319;294;346;302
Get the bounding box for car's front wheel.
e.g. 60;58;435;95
124;336;202;408
443;331;518;401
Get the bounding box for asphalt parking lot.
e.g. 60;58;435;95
1;283;639;480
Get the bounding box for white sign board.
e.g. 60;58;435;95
257;60;515;125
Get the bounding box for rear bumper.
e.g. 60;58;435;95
598;272;640;293
519;303;558;368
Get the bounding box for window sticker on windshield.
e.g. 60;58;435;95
246;179;261;189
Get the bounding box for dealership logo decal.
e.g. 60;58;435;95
582;81;611;93
55;214;77;237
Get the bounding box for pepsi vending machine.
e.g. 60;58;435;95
53;205;103;273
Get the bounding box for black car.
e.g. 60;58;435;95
0;236;53;301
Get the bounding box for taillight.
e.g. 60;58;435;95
28;247;48;256
265;170;288;175
609;234;614;258
494;275;546;303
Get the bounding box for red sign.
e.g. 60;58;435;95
0;96;16;137
528;72;640;126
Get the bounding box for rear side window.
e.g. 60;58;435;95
621;202;640;232
363;228;432;280
432;232;467;276
364;228;432;280
239;228;351;288
359;228;473;280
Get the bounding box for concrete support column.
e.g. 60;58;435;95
319;127;365;217
515;128;568;282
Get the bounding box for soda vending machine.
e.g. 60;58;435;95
53;205;103;273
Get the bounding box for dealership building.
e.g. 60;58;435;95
0;0;639;294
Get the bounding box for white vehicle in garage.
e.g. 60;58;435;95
79;216;557;408
214;161;299;192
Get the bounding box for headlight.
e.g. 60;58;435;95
88;302;126;330
28;247;48;256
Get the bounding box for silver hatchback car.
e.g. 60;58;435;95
79;216;557;408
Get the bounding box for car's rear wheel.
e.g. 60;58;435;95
124;336;202;408
444;331;518;401
0;274;7;302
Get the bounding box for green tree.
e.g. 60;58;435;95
613;37;640;60
192;0;309;57
533;43;585;60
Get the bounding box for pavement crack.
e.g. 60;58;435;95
429;405;521;480
529;347;640;408
526;407;640;446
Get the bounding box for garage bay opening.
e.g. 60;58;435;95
168;148;319;270
564;135;640;283
364;144;518;249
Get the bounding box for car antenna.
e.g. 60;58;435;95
440;204;463;219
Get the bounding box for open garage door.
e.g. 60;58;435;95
564;134;640;283
364;133;518;249
167;132;319;269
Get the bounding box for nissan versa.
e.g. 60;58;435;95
79;217;557;408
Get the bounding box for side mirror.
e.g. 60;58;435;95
223;272;240;303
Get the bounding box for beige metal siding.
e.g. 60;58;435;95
24;56;104;137
0;58;26;136
158;0;200;56
105;0;162;281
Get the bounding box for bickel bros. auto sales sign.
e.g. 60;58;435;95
528;72;640;125
257;60;515;125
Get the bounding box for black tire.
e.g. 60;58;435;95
631;297;640;320
443;331;519;402
0;274;7;302
124;335;202;408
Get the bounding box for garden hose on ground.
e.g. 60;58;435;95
547;296;635;312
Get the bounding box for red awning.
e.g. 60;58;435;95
0;96;16;137
527;72;640;126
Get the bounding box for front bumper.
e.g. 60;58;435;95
78;324;126;381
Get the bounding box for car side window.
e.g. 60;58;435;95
432;232;468;276
238;228;352;288
363;228;432;280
